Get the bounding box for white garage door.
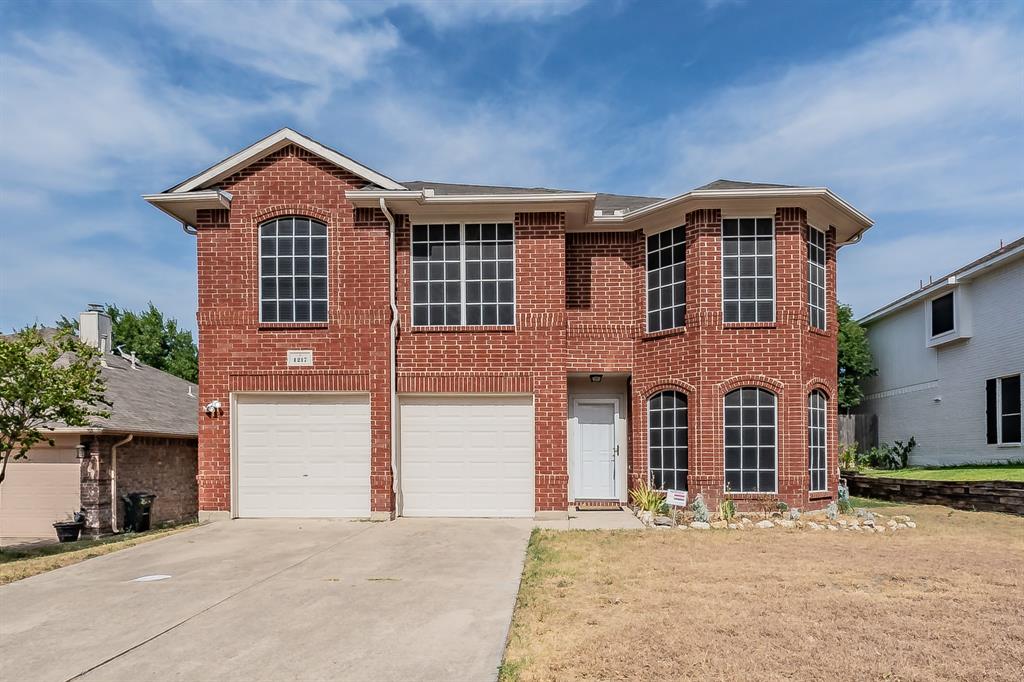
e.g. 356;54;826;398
235;394;371;518
0;442;81;539
399;395;534;517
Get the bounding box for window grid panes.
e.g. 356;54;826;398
724;387;777;493
808;390;827;491
411;224;462;326
465;223;515;326
648;391;688;490
646;226;686;332
722;218;775;323
411;223;515;326
931;292;955;336
808;226;826;330
999;375;1021;444
259;217;328;323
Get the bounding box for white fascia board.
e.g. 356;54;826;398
346;190;596;205
859;241;1024;324
588;187;873;242
143;190;232;226
172;128;405;193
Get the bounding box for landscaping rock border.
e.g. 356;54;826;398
630;504;917;534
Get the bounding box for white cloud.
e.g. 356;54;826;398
648;19;1023;214
0;32;217;194
394;0;589;28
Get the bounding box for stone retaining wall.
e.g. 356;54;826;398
843;473;1024;516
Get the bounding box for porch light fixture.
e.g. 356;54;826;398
589;374;603;383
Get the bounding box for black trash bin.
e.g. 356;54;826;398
121;492;157;532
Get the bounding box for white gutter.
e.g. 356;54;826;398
142;190;232;229
347;190;597;205
379;197;400;518
109;433;133;533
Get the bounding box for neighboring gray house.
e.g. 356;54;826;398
857;236;1023;466
0;307;198;540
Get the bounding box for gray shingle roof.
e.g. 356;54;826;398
13;329;198;438
401;179;802;212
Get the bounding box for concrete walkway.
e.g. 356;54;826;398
534;508;644;530
0;518;531;682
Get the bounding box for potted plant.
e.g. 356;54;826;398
53;509;86;543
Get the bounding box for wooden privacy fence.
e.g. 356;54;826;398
839;414;877;451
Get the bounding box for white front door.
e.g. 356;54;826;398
575;402;616;500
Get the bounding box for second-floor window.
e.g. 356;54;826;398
260;216;328;323
646;226;686;332
930;292;955;337
808;226;826;330
987;374;1021;446
411;223;515;326
722;218;774;323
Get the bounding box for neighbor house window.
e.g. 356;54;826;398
724;387;777;492
807;226;826;330
930;292;955;337
646;226;686;332
808;390;827;491
722;218;774;323
411;223;515;326
260;216;328;322
648;390;688;490
987;374;1021;445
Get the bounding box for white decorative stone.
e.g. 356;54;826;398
807;521;822;530
827;525;839;531
905;521;917;529
690;521;711;530
775;519;796;529
710;520;728;529
755;520;774;529
728;523;739;530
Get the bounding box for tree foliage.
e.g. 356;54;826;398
0;327;111;486
59;303;197;382
837;302;877;411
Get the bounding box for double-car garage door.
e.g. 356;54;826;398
234;394;534;518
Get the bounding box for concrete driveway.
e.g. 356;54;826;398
0;518;532;682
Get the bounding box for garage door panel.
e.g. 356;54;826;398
236;394;370;518
400;396;534;518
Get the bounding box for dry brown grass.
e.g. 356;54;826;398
502;504;1024;681
0;524;196;585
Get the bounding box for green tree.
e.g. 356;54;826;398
837;302;876;412
59;303;198;382
0;327;111;486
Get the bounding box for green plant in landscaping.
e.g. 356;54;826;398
825;501;839;521
858;437;917;470
837;483;854;514
777;500;789;513
717;497;736;522
839;443;859;471
629;479;667;513
691;493;710;523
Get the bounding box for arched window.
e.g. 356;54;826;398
808;390;828;491
724;387;776;493
648;390;688;490
259;216;328;322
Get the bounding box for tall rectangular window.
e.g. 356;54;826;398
260;217;328;323
724;387;777;493
646;226;686;332
808;390;827;491
722;218;774;323
988;375;1022;445
808;226;826;330
411;223;515;326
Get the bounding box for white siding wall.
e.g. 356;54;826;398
859;257;1024;465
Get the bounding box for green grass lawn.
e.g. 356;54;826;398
856;462;1024;482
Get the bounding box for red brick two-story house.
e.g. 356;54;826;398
145;128;872;521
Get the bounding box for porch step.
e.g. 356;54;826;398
574;500;623;512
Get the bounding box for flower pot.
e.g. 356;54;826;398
53;521;84;543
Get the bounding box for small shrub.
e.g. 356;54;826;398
825;501;839;521
691;493;710;523
788;508;801;521
754;493;778;519
890;437;917;469
718;498;736;522
629;480;666;514
839;443;859;470
860;437;917;470
777;500;789;513
837;483;854;514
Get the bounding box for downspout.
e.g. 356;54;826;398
110;434;133;533
379;197;401;518
180;221;198;236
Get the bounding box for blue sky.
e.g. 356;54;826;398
1;0;1021;335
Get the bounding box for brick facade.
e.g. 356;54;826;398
191;144;842;516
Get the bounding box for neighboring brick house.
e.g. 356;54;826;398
0;308;198;540
857;237;1023;465
145;128;872;520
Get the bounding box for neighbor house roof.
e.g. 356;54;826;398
146;128;874;244
19;329;199;439
859;235;1024;325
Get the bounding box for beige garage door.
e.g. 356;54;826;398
399;395;535;517
235;393;371;518
0;439;81;539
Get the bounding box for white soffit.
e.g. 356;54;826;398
171;128;406;193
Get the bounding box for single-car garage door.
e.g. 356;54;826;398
0;439;81;539
399;395;534;517
235;393;370;518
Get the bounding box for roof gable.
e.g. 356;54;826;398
169;128;405;193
